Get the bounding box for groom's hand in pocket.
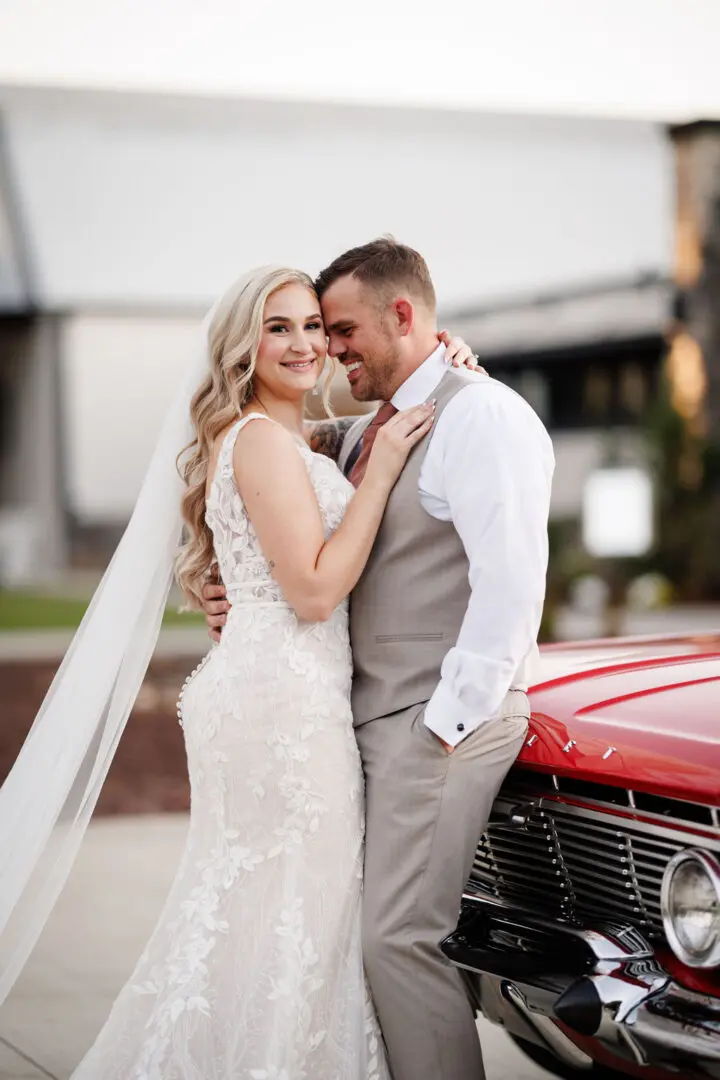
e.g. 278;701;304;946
420;707;455;754
202;581;230;642
435;734;455;754
426;724;455;754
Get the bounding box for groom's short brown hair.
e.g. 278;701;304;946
315;237;436;311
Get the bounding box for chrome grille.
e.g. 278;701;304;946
469;780;720;939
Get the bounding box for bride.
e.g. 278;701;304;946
0;265;476;1078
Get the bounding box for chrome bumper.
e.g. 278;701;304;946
442;894;720;1077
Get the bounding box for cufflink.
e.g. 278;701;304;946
457;723;465;732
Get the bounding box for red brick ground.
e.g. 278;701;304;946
0;658;192;814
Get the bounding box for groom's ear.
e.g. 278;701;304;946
391;297;414;337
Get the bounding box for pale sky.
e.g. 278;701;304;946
0;0;717;121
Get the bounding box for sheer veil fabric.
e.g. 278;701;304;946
0;319;212;1005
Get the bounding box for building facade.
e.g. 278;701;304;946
0;86;674;579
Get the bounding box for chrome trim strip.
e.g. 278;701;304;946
506;796;720;849
509;777;720;835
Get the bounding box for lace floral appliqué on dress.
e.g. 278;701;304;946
71;413;389;1080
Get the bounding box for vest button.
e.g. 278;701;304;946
457;723;465;732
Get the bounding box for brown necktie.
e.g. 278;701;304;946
348;402;398;488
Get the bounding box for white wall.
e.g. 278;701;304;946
19;93;672;523
5;94;673;312
60;313;199;521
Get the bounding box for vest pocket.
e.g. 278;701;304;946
375;633;445;643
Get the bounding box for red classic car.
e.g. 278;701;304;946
442;632;720;1079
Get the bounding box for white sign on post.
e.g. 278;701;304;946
582;467;654;559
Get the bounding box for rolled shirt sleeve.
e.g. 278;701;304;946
421;381;554;746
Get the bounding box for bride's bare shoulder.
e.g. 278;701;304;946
232;415;305;481
205;415;294;498
211;413;288;455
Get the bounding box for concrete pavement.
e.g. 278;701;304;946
0;815;554;1080
2;603;719;664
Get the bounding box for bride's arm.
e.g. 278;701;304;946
234;407;433;622
304;417;357;461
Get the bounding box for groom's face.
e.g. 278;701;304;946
321;275;401;402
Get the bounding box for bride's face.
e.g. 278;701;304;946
253;284;327;400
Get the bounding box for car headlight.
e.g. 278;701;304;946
661;849;720;968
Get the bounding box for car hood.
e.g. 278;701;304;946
519;633;720;804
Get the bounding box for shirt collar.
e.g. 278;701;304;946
390;343;447;410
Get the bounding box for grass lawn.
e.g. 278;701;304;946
0;590;204;631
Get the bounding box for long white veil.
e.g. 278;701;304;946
0;319;212;1006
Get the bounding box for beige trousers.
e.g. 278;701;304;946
356;694;529;1080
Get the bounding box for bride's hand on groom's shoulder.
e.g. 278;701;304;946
201;581;230;642
437;330;486;374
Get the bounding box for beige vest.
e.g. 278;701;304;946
347;369;478;725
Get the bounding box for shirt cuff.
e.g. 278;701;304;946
424;680;486;748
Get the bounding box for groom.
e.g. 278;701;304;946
203;239;554;1080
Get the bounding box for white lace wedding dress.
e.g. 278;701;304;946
72;413;390;1080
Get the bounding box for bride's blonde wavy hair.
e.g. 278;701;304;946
175;265;335;608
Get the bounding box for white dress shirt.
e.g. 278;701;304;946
390;345;555;746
